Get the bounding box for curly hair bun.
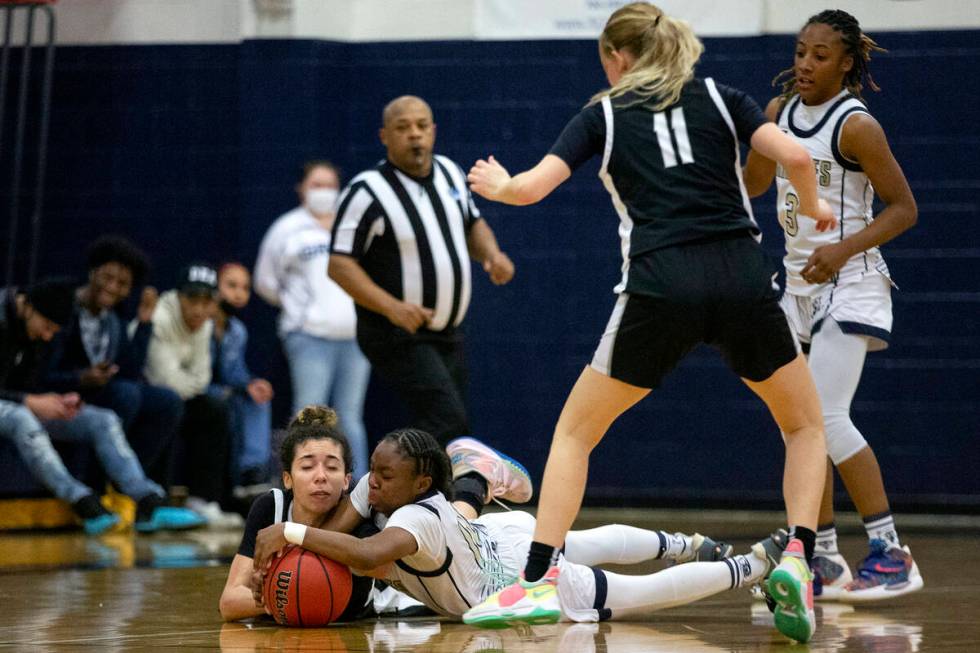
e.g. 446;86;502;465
294;405;338;428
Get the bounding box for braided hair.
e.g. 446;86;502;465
774;10;885;103
280;405;353;474
381;428;453;499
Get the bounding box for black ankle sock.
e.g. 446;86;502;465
790;525;816;564
72;494;110;520
452;472;488;517
524;541;559;582
136;493;165;521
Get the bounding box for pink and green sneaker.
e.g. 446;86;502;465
463;567;561;629
447;437;533;504
767;538;816;643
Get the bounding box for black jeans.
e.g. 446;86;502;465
359;332;469;446
178;394;231;503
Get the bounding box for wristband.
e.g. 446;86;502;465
283;521;307;546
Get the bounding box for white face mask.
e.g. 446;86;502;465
306;187;339;215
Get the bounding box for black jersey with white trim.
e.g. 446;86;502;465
238;488;294;559
549;78;766;293
237;488;376;622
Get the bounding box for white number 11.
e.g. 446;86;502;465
653;107;694;168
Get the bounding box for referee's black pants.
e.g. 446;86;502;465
358;334;470;446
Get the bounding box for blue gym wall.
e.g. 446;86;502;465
2;31;978;508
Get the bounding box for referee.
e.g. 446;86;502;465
329;95;514;445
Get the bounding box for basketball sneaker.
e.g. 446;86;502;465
766;538;816;643
447;437;533;504
750;528;790;575
749;528;788;609
670;532;734;564
462;567;561;629
839;539;923;603
811;552;852;601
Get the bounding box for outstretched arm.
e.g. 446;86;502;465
750;123;835;232
742;97;784;197
468;155;571;206
253;522;418;573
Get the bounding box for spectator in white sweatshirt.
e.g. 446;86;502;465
253;160;370;476
144;264;242;527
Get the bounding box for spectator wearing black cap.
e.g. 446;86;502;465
43;236;185;488
0;279;205;534
143;264;241;527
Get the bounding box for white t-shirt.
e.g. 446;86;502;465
253;206;357;340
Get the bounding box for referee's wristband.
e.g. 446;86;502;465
283;522;307;546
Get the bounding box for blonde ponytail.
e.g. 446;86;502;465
590;3;703;111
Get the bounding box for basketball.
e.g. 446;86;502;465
263;545;352;627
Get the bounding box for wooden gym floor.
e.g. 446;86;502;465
1;508;978;652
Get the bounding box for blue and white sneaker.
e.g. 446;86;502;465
840;539;923;603
447;437;533;504
811;552;852;601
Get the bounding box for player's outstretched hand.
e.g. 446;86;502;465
483;251;515;285
806;198;837;232
468;155;511;201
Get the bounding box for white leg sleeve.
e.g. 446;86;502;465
600;555;766;619
809;318;871;465
564;525;664;566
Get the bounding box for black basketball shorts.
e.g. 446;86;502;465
590;235;798;388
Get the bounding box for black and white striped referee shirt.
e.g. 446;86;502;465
331;155;481;337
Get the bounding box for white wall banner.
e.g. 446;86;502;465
474;0;767;40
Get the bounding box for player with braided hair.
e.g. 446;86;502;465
251;427;785;624
743;9;920;603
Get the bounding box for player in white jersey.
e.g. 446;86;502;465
252;428;786;624
743;10;920;603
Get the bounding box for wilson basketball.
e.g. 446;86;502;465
263;545;353;626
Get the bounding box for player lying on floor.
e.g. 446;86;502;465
250;426;785;625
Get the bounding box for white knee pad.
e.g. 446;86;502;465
823;411;868;465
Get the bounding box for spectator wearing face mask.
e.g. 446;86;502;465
253;160;370;477
210;262;274;500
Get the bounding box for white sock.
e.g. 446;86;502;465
816;524;839;556
600;557;764;619
563;525;667;566
864;513;901;548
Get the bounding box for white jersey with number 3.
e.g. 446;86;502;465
775;89;890;297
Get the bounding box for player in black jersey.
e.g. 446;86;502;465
464;3;834;643
219;406;378;622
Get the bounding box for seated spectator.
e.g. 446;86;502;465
210;262;274;499
0;279;205;534
44;236;185;488
144;264;242;528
